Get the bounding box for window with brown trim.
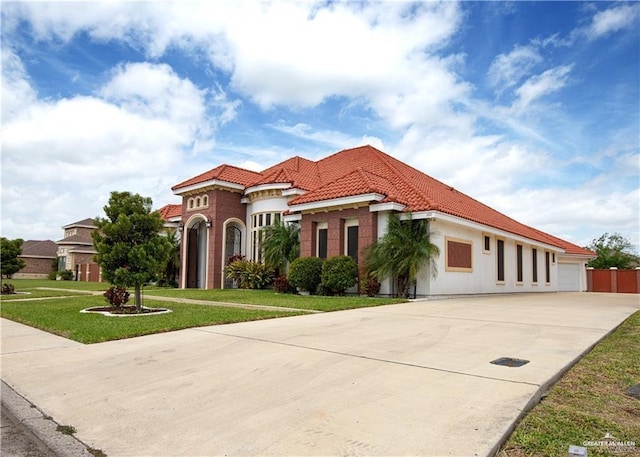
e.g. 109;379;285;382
545;251;551;283
516;244;523;283
497;239;505;282
483;234;491;254
445;237;473;272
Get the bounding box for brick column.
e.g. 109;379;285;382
300;218;314;258
610;267;618;293
586;267;594;292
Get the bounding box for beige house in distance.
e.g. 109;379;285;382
56;218;97;275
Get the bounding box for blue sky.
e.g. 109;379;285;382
1;1;638;250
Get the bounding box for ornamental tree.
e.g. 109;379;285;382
586;233;639;269
1;237;26;279
93;191;172;312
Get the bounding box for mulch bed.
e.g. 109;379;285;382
84;306;168;315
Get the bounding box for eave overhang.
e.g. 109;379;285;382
288;193;386;213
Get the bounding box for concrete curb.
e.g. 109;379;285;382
1;380;95;457
487;315;632;457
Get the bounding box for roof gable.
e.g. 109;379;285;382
62;218;95;229
172;164;262;191
158;204;181;220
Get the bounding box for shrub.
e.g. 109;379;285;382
288;257;324;293
273;275;294;294
103;286;130;308
225;259;274;290
361;276;381;297
58;270;74;281
1;283;16;295
321;255;358;295
226;254;245;265
48;270;58;280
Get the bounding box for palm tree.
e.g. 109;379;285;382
161;230;181;287
364;213;439;297
261;221;300;274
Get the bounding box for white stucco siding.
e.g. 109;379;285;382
426;220;560;295
244;196;291;262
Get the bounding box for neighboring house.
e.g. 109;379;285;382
56;218;97;275
171;145;595;295
15;240;58;279
158;204;182;232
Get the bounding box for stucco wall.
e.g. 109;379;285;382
427;220;560;295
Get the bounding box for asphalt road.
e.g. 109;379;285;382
1;407;51;457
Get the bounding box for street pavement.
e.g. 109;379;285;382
1;292;638;457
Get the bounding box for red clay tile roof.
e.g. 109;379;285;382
172;164;262;190
174;145;594;254
20;240;57;258
250;156;322;190
158;204;182;220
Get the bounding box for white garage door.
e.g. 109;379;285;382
558;263;581;291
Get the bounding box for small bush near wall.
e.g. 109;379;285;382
321;255;358;295
273;275;294;294
58;270;74;281
360;276;381;297
225;259;274;290
288;257;324;294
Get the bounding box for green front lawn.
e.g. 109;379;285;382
2;279;110;292
0;280;406;343
0;295;302;344
143;288;405;311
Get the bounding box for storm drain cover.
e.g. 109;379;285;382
490;357;530;367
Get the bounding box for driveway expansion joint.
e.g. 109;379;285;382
197;329;542;387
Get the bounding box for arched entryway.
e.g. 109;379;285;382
185;218;208;288
223;220;244;289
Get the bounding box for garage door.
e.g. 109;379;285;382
558;263;581;291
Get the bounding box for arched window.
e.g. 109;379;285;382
188;198;194;209
196;197;201;207
202;195;208;206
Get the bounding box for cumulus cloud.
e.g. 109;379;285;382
1;56;209;240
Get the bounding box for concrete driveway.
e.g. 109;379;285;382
1;292;638;457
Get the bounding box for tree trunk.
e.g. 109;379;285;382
134;285;142;313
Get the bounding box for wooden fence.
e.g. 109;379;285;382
587;268;639;294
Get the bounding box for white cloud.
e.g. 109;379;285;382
269;121;384;151
1;57;209;240
488;45;543;92
512;65;572;114
1;47;38;122
588;4;640;39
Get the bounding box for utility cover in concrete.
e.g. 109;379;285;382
490;357;530;367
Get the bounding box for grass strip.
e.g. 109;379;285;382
0;295;303;344
0;288;93;300
143;288;405;311
499;310;640;457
